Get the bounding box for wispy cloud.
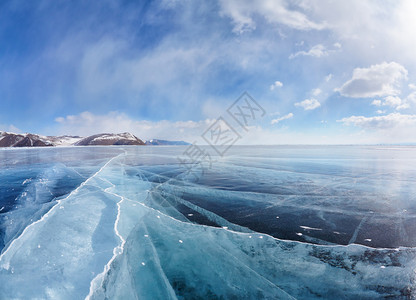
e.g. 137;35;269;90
325;74;333;82
271;113;294;125
289;42;343;59
218;0;326;34
289;44;329;59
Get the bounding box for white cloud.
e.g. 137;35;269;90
409;84;416;90
300;1;416;64
376;110;386;114
55;111;215;142
407;92;416;104
371;95;412;110
55;111;357;146
338;113;416;130
218;0;325;34
383;96;402;107
289;44;328;59
336;62;408;98
384;96;409;110
0;124;22;134
338;112;416;143
271;112;293;125
270;80;283;90
371;99;382;106
397;103;410;110
333;42;342;48
294;98;321;110
311;88;322;96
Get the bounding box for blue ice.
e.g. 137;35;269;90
1;146;416;299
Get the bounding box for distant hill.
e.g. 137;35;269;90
145;139;190;145
0;131;189;147
0;132;54;147
75;133;145;146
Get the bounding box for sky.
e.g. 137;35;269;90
1;0;416;144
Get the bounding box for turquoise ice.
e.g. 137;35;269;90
1;146;416;299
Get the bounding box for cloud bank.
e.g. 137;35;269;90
55;111;214;142
338;113;416;130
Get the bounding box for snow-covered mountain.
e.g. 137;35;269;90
75;132;145;146
0;131;190;147
0;132;54;147
47;135;83;146
0;132;144;147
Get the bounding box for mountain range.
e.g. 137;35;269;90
0;132;189;147
145;139;190;146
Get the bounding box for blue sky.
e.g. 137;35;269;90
1;0;416;144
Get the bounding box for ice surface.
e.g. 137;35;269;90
1;146;416;299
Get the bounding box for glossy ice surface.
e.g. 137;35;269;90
1;145;416;299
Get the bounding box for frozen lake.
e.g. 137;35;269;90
1;145;416;299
